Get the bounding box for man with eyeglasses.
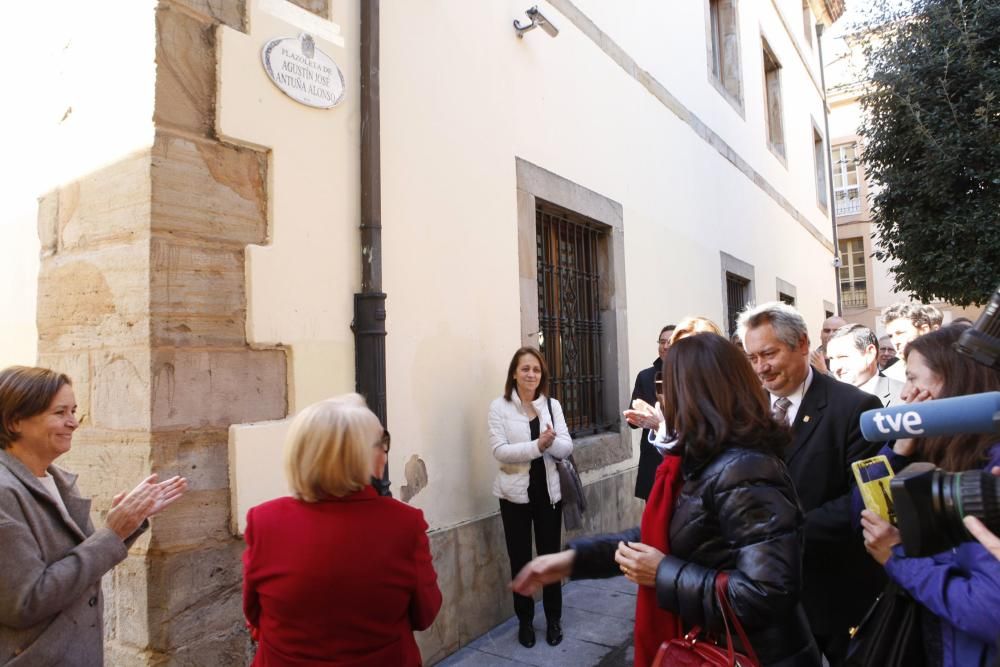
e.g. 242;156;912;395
624;324;674;500
877;334;899;372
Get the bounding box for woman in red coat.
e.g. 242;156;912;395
243;394;442;666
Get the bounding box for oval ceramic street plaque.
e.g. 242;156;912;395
261;34;345;109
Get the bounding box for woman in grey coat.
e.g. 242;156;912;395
0;366;187;666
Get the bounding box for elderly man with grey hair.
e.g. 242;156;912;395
738;302;884;666
826;324;904;407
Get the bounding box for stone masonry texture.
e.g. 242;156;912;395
36;1;286;664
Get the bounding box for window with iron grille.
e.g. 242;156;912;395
838;237;868;307
536;201;611;437
779;292;796;306
726;272;750;336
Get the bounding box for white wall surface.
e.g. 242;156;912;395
226;0;840;532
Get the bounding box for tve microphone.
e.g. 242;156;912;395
859;392;1000;441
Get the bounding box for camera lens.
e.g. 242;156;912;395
957;470;1000;536
936;470;970;546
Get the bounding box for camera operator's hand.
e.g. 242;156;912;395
963;466;1000;561
861;510;901;566
964;516;1000;561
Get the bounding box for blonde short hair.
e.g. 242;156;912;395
669;316;724;344
284;393;383;502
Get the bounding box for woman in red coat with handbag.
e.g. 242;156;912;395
243;394;442;666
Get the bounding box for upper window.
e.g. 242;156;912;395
536;201;613;437
832;143;861;216
762;39;784;158
813;126;828;210
802;1;814;48
707;0;743;104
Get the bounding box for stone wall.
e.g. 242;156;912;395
37;1;288;663
416;468;644;665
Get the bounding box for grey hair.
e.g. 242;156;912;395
881;302;933;329
736;301;810;349
828;323;878;354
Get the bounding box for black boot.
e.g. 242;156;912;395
518;620;536;648
546;619;563;646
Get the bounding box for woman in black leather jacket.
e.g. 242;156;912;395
513;334;820;666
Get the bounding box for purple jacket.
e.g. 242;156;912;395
884;444;1000;667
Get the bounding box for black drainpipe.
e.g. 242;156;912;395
354;0;390;494
816;22;843;316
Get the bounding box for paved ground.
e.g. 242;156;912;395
437;576;637;667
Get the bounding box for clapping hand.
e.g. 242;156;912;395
809;350;829;375
106;474;188;540
538;426;556;451
623;398;663;431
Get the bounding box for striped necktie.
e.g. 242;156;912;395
772;397;793;426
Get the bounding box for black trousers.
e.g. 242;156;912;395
499;497;563;623
814;631;848;667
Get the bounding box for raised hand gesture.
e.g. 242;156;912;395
106;474;188;540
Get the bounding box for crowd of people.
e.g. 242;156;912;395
0;298;997;667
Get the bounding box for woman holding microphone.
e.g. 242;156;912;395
489;347;573;648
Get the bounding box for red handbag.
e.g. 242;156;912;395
651;573;760;667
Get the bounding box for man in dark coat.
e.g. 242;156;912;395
626;324;673;500
740;303;884;666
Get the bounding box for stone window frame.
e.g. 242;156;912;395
776;277;797;305
832;141;863;218
704;0;745;116
720;251;756;336
838;236;869;309
811;118;828;212
761;34;786;164
516;158;631;473
802;1;815;49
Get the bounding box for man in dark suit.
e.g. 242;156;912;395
826;324;904;407
625;324;673;500
740;303;884;665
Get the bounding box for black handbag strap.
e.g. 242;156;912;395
544;397;567;462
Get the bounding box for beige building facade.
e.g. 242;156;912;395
3;0;847;664
824;30;982;333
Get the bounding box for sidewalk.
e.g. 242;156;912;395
437;576;637;667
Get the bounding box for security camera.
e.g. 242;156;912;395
514;6;559;38
832;256;843;268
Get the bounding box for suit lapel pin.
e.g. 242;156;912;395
802;415;811;423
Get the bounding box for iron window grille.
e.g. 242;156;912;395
726;272;750;336
536;201;611;437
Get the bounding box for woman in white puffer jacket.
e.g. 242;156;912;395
488;346;573;649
